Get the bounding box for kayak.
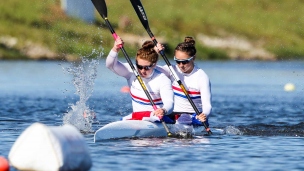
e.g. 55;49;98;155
94;120;194;142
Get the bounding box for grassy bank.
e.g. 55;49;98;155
1;0;304;60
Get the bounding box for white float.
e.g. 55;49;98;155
8;122;92;171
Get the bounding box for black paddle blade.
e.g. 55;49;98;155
130;0;150;30
91;0;108;19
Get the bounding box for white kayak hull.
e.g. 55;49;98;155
94;120;194;142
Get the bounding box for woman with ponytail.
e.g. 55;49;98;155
157;37;212;126
106;37;174;123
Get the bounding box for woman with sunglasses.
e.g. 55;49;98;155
157;36;212;126
106;36;174;123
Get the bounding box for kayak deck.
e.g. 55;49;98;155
94;120;193;142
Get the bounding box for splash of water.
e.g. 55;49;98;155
223;125;243;135
63;50;101;133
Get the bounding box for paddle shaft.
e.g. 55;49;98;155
130;0;211;134
91;0;172;136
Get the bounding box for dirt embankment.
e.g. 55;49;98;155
0;36;78;61
196;33;276;60
112;33;276;61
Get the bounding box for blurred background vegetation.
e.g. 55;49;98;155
1;0;304;60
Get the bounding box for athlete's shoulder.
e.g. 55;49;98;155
155;69;169;77
155;65;170;77
194;66;208;76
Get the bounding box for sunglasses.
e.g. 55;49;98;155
136;62;155;70
174;56;194;64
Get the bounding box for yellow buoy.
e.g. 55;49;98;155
284;83;295;92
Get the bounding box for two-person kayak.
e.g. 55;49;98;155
94;120;197;142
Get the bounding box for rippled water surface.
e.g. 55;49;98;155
0;60;304;171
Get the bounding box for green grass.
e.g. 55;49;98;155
0;0;105;59
1;0;304;60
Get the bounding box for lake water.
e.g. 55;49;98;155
0;59;303;171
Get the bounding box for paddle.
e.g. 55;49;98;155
130;0;212;135
91;0;173;137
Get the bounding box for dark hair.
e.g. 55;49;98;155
175;36;196;56
136;41;158;64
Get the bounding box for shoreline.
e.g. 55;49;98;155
0;34;279;61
